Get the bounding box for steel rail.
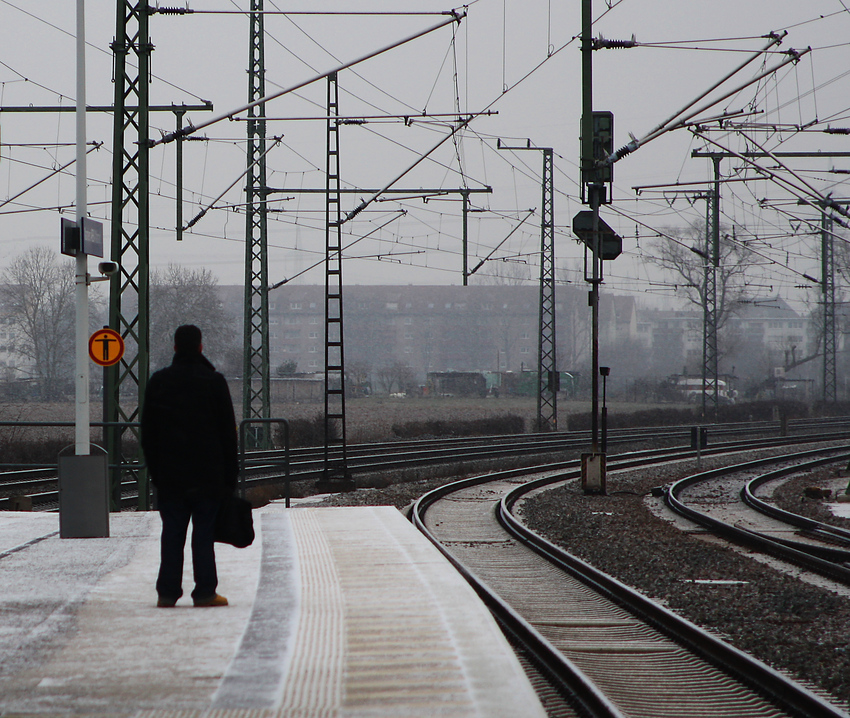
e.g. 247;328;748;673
498;479;847;718
411;464;626;718
241;428;850;491
743;461;850;545
11;424;850;511
235;419;850;477
410;440;850;718
5;415;850;476
234;415;850;474
665;448;850;584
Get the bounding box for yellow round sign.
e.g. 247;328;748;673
89;328;125;367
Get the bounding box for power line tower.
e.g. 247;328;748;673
106;0;152;509
702;156;721;420
537;148;557;431
242;0;271;443
821;210;837;403
497;141;556;431
319;72;354;491
695;150;850;406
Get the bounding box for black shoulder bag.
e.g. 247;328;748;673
214;494;255;548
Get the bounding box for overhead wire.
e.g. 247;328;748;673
0;0;208;103
6;2;848;298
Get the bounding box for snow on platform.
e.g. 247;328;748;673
0;504;545;717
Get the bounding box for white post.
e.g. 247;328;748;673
75;0;89;455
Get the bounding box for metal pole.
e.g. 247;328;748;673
108;0;152;511
243;0;271;444
581;0;599;450
710;157;720;415
462;190;469;286
590;190;600;451
537;149;557;432
600;367;609;453
74;0;89;456
580;0;593;195
175;109;185;241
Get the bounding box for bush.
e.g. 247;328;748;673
567;400;810;431
568;406;696;431
0;438;70;466
715;400;808;423
276;414;340;448
391;414;524;439
811;401;850;418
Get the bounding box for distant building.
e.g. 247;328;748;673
218;285;821;398
636;296;820;396
219;284;640;386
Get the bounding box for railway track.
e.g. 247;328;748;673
7;417;850;510
665;448;850;585
6;418;850;713
411;440;850;717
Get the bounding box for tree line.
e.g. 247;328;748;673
0;247;236;401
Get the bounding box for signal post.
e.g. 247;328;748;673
578;0;622;494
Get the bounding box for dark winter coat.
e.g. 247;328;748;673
141;351;238;500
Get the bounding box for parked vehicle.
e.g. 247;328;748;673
672;376;735;404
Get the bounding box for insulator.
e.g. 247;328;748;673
608;138;639;164
155;7;192;14
593;34;637;50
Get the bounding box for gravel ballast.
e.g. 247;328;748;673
519;461;850;709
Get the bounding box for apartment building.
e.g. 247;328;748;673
220;284;619;381
219;285;821;393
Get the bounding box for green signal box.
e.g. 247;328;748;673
592;111;614;184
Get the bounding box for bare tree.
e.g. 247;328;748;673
376;361;415;395
472;260;534;286
646;221;752;332
149;265;237;371
276;359;298;376
0;247;75;399
345;359;372;396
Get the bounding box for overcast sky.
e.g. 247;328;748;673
1;1;849;312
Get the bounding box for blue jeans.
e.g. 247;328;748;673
156;495;220;602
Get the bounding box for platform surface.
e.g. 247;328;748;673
0;504;545;717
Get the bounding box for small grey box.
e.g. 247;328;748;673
59;454;110;538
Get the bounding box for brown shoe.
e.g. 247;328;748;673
193;593;228;607
157;596;178;608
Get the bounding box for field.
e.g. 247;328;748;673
0;396;684;447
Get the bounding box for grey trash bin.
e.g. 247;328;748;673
58;453;110;538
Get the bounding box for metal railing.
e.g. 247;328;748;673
239;418;290;507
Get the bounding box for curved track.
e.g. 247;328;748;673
412;441;850;718
665;448;850;585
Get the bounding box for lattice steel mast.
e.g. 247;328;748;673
107;0;151;509
702;156;721;419
242;0;271;441
821;211;837;403
320;72;354;490
536;148;557;431
497;141;557;431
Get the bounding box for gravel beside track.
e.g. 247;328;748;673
518;464;850;710
314;449;850;711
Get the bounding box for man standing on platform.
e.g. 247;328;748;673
141;324;238;608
